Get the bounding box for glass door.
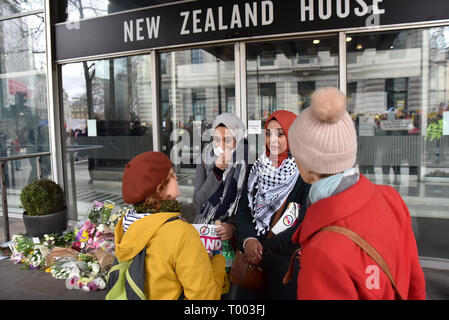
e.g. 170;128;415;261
246;36;340;161
61;54;153;220
159;45;236;203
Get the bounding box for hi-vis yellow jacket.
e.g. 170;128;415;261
114;211;226;300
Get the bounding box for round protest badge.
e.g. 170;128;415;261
199;226;210;235
283;215;294;227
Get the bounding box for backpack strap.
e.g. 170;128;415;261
320;226;404;300
163;214;186;300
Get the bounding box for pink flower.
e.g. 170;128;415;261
10;252;25;264
93;201;104;210
88;281;99;291
70;277;79;285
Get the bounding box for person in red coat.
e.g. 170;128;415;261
288;87;426;300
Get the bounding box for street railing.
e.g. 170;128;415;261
0;152;51;242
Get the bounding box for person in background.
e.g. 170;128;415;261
235;110;311;300
114;151;226;300
288;87;426;300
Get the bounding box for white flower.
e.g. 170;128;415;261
68;268;81;279
94;277;106;290
91;263;100;275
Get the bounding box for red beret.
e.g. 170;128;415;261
122;151;172;204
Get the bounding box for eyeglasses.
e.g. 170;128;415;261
213;136;234;144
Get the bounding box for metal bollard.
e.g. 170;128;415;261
0;162;10;243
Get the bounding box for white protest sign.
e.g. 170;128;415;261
192;224;223;253
380;119;413;131
359;116;375;136
443;112;449;136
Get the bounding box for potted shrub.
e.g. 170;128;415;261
20;179;67;237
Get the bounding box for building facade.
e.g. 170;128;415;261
1;0;449;283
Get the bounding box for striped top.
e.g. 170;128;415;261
122;209;152;233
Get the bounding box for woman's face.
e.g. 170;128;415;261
213;126;237;152
265;119;288;156
162;170;181;200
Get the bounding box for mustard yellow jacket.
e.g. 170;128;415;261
114;211;226;300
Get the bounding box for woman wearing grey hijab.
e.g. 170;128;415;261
193;113;249;241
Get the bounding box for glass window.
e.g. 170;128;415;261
246;37;339;160
347;27;449;260
59;0;187;23
159;45;235;202
61;54;153;220
0;0;43;17
0;13;49;216
0;14;46;74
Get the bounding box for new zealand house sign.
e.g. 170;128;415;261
55;0;449;61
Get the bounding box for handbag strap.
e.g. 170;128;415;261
267;200;288;239
320;226;404;300
283;226;404;300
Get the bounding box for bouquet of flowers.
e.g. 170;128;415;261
88;200;122;229
71;220;115;254
7;199;126;292
50;254;107;292
10;232;76;270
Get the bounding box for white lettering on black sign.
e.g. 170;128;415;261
180;0;274;36
300;0;385;22
124;16;161;43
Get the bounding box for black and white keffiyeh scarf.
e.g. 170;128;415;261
247;153;299;236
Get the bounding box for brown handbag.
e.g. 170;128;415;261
230;201;287;291
230;249;265;291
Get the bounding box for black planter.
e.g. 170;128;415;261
23;208;67;238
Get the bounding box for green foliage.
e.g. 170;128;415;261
20;179;65;216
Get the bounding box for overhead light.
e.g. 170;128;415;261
313;39;320;45
356;44;363;50
346;37;352;42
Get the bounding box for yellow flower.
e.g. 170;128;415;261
107;204;114;210
45;268;52;273
79;276;94;285
80;230;89;242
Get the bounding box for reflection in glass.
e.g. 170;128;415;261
0;14;46;74
246;37;339;160
159;46;235;201
348;28;449;259
62;0;185;23
61;55;153;219
0;0;43;17
0;13;49;215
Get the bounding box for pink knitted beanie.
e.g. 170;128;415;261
288;87;357;174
